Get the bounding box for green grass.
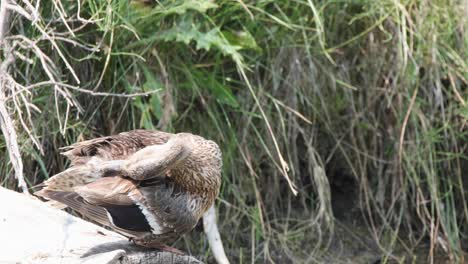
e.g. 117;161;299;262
1;0;466;263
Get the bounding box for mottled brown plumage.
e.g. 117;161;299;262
35;130;222;253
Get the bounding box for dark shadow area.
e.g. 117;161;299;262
81;240;148;258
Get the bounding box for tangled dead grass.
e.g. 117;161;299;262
0;1;466;263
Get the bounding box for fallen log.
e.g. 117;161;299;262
0;187;202;264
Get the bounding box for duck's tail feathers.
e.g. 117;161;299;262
34;166;102;199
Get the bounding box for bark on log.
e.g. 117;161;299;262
0;187;203;264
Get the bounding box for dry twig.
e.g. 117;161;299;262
203;205;230;264
0;0;29;194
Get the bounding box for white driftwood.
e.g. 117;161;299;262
0;187;202;264
203;205;230;264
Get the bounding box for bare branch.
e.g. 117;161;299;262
5;80;161;100
6;3;32;20
203;205;230;264
0;92;29;194
0;0;29;194
0;0;9;40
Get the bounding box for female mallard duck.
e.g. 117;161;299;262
35;130;222;254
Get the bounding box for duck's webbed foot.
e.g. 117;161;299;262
131;237;185;256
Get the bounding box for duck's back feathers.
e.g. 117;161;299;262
61;130;172;165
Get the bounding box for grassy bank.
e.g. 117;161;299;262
1;0;466;262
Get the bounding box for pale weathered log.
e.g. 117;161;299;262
0;187;203;264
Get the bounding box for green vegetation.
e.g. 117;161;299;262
0;0;466;262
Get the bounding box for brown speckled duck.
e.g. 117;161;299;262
35;130;222;254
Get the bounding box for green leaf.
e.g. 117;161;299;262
209;79;238;107
222;30;260;51
140;65;163;119
193;70;239;107
141;65;163;92
158;0;218;15
140;109;155;129
458;105;468;120
156;17;244;64
131;0;218;15
150;93;163;119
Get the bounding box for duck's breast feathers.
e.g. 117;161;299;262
61;130;173;165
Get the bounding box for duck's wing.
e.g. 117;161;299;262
61;130;173;166
64;177;200;240
73;176;139;206
35;130;185;195
39;177;151;238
